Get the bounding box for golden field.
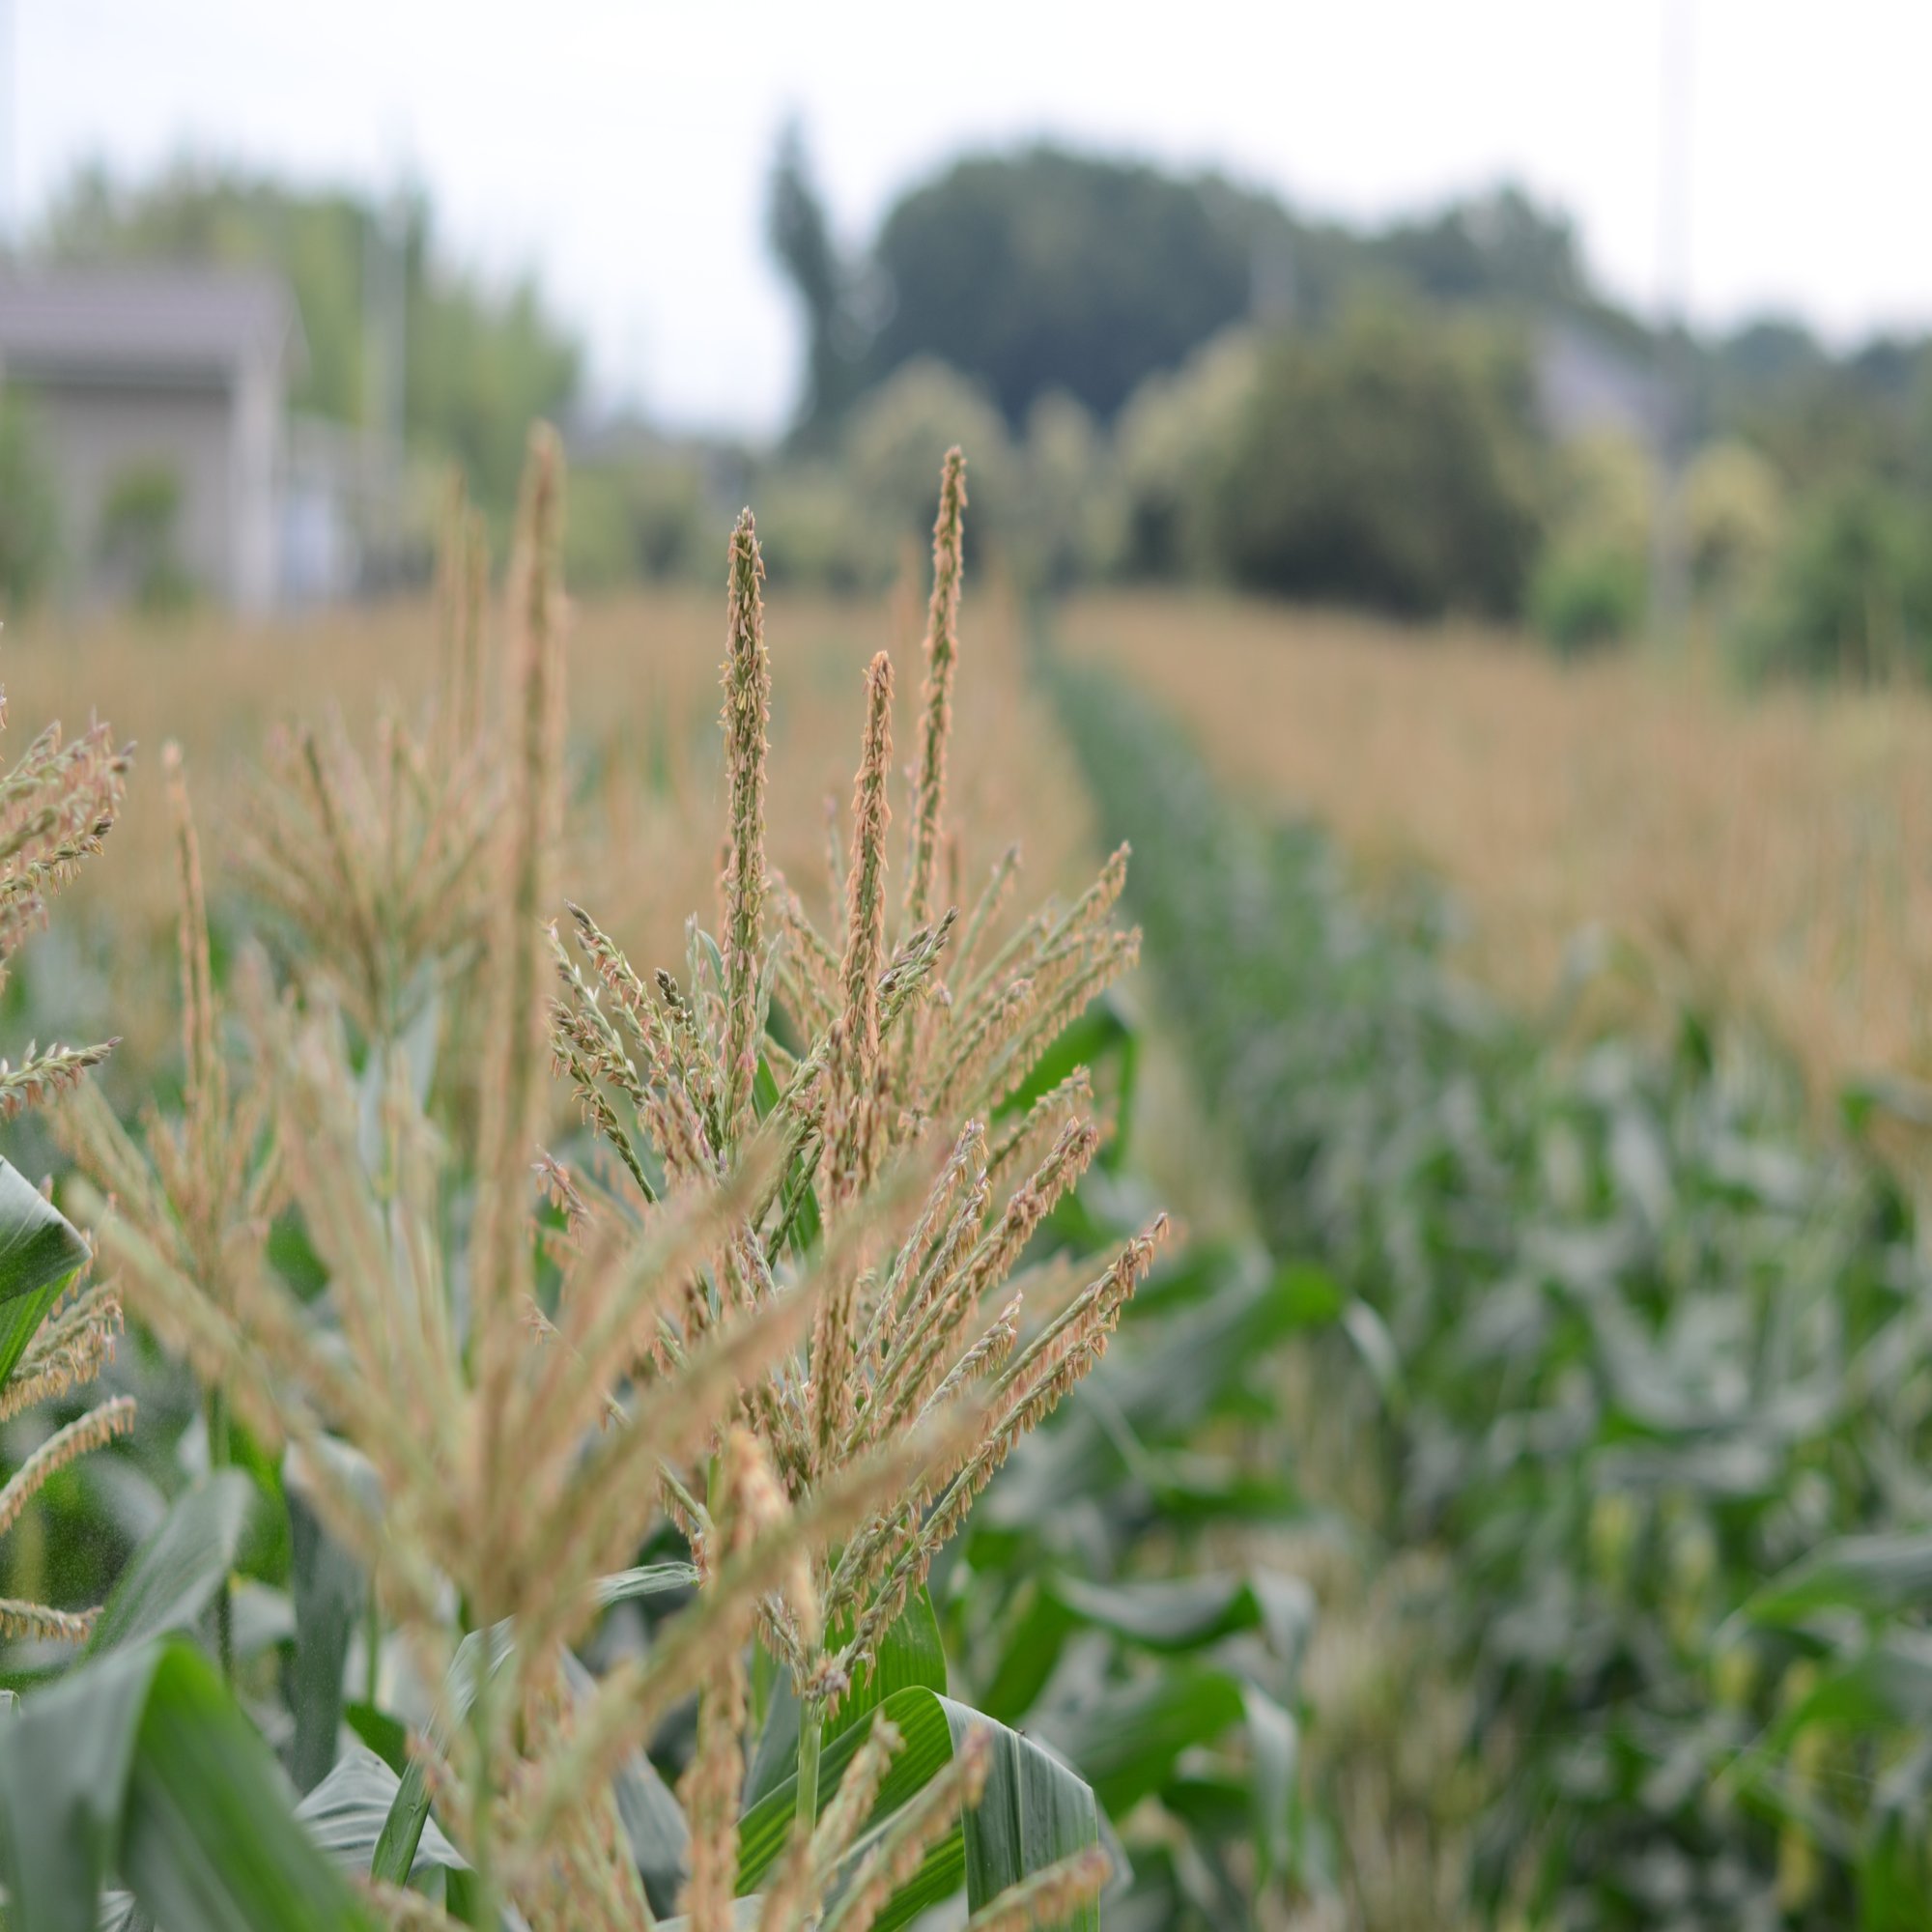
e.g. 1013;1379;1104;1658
1064;590;1932;1101
6;572;1094;1087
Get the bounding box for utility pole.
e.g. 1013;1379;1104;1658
1649;0;1695;655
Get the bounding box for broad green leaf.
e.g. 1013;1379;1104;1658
1239;1685;1301;1884
0;1157;90;1307
285;1441;375;1792
754;1054;822;1256
979;1589;1079;1723
0;1158;91;1388
1040;1665;1246;1816
367;1573;694;1894
0;1636;372;1932
999;997;1139;1171
1742;1531;1932;1627
595;1559;699;1608
737;1687;1100;1932
370;1621;513;1888
86;1470;255;1658
1783;1633;1932;1737
298;1745;469;1891
1049;1571;1314;1668
344;1699;409;1774
0;1278;63;1388
744;1585;949;1808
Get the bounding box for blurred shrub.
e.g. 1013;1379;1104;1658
1530;537;1645;654
1529;430;1650;653
1683;439;1784;599
564;452;713;591
0;393;61;609
562;468;638;593
865;146;1257;424
750;462;886;592
1205;307;1546;616
1737;478;1932;681
1111;330;1261;580
753;360;1015;591
843;357;1014;547
1007;390;1111;591
97;461;195;614
1557;428;1653;559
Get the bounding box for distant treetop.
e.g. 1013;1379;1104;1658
40;160;581;517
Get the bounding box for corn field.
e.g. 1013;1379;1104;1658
2;435;1931;1932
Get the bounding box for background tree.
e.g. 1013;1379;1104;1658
764;121;869;440
864;147;1260;425
1207;304;1547;616
43;161;580;517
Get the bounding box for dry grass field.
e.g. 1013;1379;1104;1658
1064;589;1932;1100
7;569;1094;1086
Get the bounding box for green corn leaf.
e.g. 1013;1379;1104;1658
595;1559;699;1607
984;1569;1313;1726
0;1636;374;1932
86;1470;255;1658
1039;1664;1247;1816
297;1745;469;1892
285;1440;377;1792
754;1054;822;1256
344;1699;409;1774
1239;1684;1302;1886
744;1583;949;1807
369;1620;513;1888
0;1157;91;1385
1742;1531;1932;1627
998;996;1140;1172
737;1686;1102;1932
0;1156;90;1307
367;1566;697;1893
1050;1570;1314;1664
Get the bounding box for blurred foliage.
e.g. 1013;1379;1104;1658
42;160;580;517
1110;332;1263;582
1529;433;1651;653
862;148;1258;426
96;462;195;615
1737;479;1932;683
1684;441;1784;599
1206;307;1547;616
769;135;1593;441
1530;538;1644;656
1057;658;1932;1930
563;443;716;591
0;392;62;610
842;359;1015;552
765;120;872;440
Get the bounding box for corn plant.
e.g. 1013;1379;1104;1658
0;670;129;1645
26;438;1160;1932
1053;652;1932;1930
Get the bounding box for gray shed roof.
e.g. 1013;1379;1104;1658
0;269;304;387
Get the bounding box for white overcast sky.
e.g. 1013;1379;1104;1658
4;1;1925;436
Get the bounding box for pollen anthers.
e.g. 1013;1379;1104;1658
549;446;1164;1779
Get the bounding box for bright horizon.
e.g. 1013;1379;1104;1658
6;0;1926;436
